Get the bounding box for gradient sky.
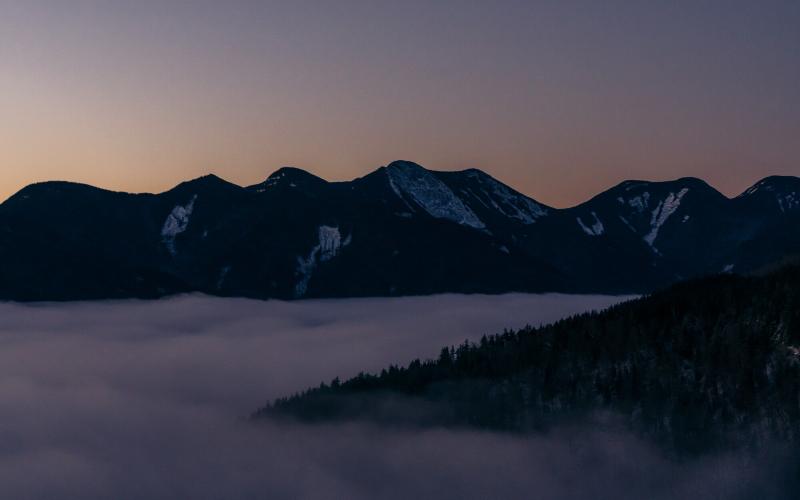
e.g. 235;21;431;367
1;1;798;207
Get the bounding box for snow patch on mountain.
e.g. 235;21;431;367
387;163;485;229
217;265;231;289
295;253;317;298
294;226;349;298
627;193;651;213
743;180;772;196
318;226;343;262
161;195;197;256
619;216;636;233
644;188;689;247
577;212;605;236
253;171;285;192
778;192;798;213
465;171;548;224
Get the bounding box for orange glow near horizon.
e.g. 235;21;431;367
1;1;798;207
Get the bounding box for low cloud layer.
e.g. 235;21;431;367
0;293;792;499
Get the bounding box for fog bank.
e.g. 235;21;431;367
0;293;792;499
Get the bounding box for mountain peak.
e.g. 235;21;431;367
593;177;726;208
267;166;322;180
167;173;242;195
6;181;111;204
613;176;715;192
740;175;800;197
248;167;328;192
386;160;426;171
738;175;800;213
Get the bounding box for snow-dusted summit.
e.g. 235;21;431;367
738;176;800;214
386;161;486;229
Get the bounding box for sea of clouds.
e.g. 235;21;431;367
0;293;793;499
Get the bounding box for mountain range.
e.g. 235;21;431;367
1;160;798;301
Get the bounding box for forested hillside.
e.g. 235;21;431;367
258;267;800;455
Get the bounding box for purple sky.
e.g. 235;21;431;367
1;0;798;206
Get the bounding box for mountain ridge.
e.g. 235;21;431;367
5;162;792;206
0;160;797;301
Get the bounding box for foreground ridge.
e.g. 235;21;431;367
258;265;800;455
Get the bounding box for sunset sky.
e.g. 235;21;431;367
1;0;798;207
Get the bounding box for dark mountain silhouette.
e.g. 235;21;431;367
0;160;797;300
